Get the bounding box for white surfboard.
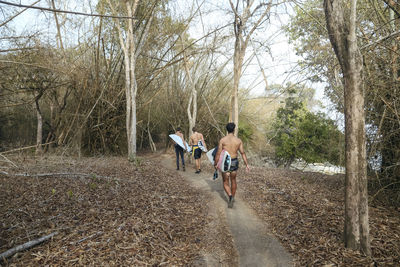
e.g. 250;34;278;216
206;147;216;165
198;140;207;152
169;134;191;152
207;148;231;172
217;149;231;173
206;147;219;180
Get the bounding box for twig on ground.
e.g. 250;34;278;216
0;232;58;261
8;172;116;180
0;142;56;154
0;153;18;168
74;231;103;245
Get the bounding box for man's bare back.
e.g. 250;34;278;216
219;135;243;159
214;122;249;208
189;132;204;146
189;127;207;173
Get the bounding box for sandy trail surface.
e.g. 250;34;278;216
160;153;293;266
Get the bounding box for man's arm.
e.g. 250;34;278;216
180;134;187;150
239;140;250;171
188;135;193;146
200;133;207;150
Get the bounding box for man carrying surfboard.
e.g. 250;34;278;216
174;128;187;171
189;126;207;174
214;122;250;208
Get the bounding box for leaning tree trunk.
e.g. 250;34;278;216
324;0;370;255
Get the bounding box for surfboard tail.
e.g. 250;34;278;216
217;150;231;172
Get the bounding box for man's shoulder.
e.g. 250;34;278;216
220;136;229;142
221;135;242;145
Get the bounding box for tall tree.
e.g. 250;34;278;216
324;0;370;255
180;33;198;138
229;0;272;135
105;0;155;159
287;0;400;189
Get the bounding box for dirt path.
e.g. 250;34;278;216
160;153;293;267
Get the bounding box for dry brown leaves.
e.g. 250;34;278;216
238;166;400;266
1;156;209;266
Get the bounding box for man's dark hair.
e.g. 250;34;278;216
192;126;197;132
177;127;182;132
226;122;235;133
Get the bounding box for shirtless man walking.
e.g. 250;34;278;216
214;122;250;208
189;126;207;174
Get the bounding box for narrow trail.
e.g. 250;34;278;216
160;153;293;267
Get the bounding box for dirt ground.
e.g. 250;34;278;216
1;152;399;266
160;153;292;267
1;154;232;266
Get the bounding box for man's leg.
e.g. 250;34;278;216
198;157;201;171
230;171;238;197
194;148;201;173
180;150;185;171
175;146;180;170
222;172;232;197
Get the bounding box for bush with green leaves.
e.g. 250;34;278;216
271;96;344;167
238;121;253;145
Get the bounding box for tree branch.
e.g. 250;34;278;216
0;232;58;261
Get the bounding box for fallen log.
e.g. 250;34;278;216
0;232;58;261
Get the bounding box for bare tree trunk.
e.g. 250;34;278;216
107;0;153;160
147;104;156;152
390;8;398;81
181;34;197;137
51;0;64;50
231;31;242;136
35;100;43;155
229;0;271;136
324;0;370;255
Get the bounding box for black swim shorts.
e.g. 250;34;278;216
192;146;202;159
228;158;239;172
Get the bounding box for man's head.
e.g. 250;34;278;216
226;122;235;133
192;126;197;132
177;127;182;132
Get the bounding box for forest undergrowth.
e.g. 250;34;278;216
0;155;216;266
1;153;399;266
237;166;400;266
